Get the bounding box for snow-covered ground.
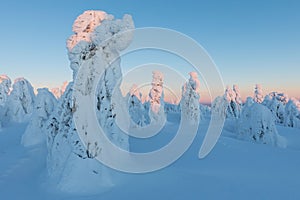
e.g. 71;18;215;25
0;114;299;200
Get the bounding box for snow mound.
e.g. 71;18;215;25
238;103;286;148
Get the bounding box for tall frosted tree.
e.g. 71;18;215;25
0;75;11;106
149;71;165;124
180;72;201;124
46;10;134;193
0;75;11;129
254;84;264;103
284;98;300;128
127;84;150;127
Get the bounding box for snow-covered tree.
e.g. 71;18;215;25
164;102;180;113
0;75;11;106
238;102;286;147
0;75;11;129
269;92;289;105
211;96;228;120
127;84;150;127
224;85;241;118
284;98;300;128
199;104;211;119
149;71;165;124
21;88;57;147
254;84;264;103
51;81;69;99
262;95;285;125
233;84;242;105
3;78;35;124
180;72;201;124
46;10;134;193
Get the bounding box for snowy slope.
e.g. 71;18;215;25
0;114;300;200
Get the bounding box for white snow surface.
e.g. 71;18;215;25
1;113;300;199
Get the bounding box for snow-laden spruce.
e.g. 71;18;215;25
284;98;300;128
224;85;241;118
211;96;229;120
180;72;201;124
254;84;264;103
46;10;134;193
262;94;285;125
149;71;166;124
0;75;12;129
0;75;11;106
3;78;35;124
238;102;286;148
127;84;150;127
21;88;57;147
51;81;68;99
269;92;289;104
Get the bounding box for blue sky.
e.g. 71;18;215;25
0;0;299;102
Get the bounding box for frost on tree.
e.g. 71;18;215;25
3;78;35;124
0;75;11;129
262;94;285;125
269;92;289;105
284;98;300;128
149;71;166;124
0;75;11;106
127;84;150;127
46;10;134;193
180;72;201;124
224;85;240;118
51;81;69;99
211;96;229;120
238;102;286;148
254;84;264;103
21;88;57;147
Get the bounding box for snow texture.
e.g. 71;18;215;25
21;88;57;147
